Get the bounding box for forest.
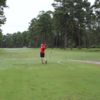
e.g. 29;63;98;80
0;0;100;48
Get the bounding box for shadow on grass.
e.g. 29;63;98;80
87;49;100;52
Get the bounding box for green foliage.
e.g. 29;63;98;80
0;31;2;47
0;0;6;26
28;11;53;47
53;0;92;48
1;0;100;48
0;0;6;46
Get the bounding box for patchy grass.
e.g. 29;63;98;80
0;48;100;100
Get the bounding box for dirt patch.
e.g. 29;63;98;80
70;60;100;65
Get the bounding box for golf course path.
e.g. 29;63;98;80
70;60;100;65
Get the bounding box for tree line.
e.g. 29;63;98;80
0;0;100;48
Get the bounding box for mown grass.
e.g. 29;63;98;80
0;48;100;100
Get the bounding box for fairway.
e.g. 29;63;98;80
0;48;100;100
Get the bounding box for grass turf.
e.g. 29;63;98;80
0;48;100;100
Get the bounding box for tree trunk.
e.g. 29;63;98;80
64;32;67;49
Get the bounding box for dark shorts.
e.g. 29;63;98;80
40;53;45;57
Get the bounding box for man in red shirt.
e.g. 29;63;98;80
40;42;47;64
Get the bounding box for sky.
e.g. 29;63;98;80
1;0;95;34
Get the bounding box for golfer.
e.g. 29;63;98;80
40;42;47;64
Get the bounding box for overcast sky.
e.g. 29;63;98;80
1;0;95;34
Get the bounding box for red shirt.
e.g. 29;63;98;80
40;43;46;53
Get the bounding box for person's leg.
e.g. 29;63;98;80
41;57;43;64
44;57;47;64
40;53;44;64
40;53;47;64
